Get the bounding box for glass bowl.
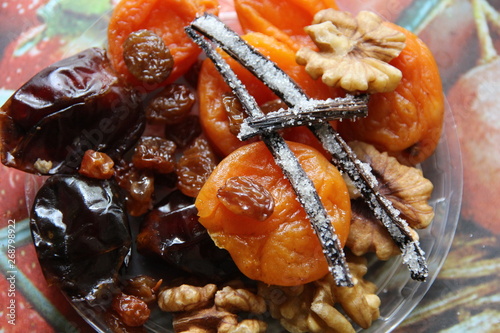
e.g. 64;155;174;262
10;1;463;332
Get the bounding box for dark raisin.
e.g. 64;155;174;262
115;161;154;216
132;136;176;174
123;275;161;304
146;84;195;124
176;136;217;197
30;174;131;303
123;30;173;84
111;293;150;327
79;149;115;179
164;114;202;148
217;176;274;221
222;93;246;135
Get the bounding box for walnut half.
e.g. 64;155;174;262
158;284;267;333
258;255;380;332
346;141;434;260
296;9;406;94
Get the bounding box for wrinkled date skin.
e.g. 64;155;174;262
136;190;238;280
30;174;131;303
0;47;145;174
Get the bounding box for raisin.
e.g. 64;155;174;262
123;275;161;304
146;84;196;124
123;30;174;84
111;293;151;327
115;161;154;216
132;136;176;174
164;114;202;148
79;150;115;179
176;136;217;197
217;176;274;221
104;311;147;333
222;93;246;136
222;95;287;136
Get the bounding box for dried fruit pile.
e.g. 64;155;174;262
0;0;444;331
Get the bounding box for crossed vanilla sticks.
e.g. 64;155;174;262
186;14;428;286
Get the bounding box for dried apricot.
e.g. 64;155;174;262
108;0;219;90
195;141;351;286
198;32;332;156
337;22;444;166
235;0;339;51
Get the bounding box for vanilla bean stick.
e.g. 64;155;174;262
189;14;428;281
186;26;353;287
239;96;368;140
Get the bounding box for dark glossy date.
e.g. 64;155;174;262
136;190;238;280
30;174;131;303
0;47;145;175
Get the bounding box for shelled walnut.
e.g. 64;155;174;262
349;141;435;229
345;141;432;259
258;255;380;332
158;284;267;332
296;9;406;93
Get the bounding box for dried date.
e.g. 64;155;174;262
30;174;131;303
0;47;145;175
137;190;238;280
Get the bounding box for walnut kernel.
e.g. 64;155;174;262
158;284;217;312
296;9;406;93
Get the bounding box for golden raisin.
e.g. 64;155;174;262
217;176;274;221
78;150;114;179
115;161;154;216
112;293;151;327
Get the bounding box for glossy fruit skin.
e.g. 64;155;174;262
0;47;145;175
196;141;351;286
235;0;339;51
30;174;131;303
136;190;238;280
337;23;445;166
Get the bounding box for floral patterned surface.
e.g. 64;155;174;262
0;0;499;332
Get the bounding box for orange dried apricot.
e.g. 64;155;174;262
195;141;351;286
198;32;333;156
235;0;339;51
108;0;218;90
337;22;445;166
